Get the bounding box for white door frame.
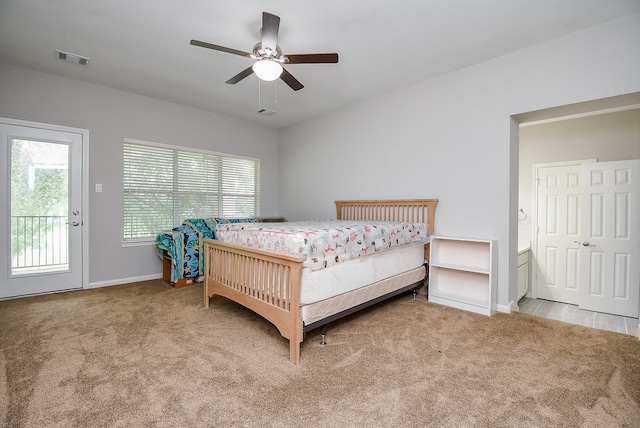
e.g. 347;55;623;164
0;117;89;295
531;159;595;299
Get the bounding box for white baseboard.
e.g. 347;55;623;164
87;273;162;289
497;301;515;314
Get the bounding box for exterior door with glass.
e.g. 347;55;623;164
0;119;85;299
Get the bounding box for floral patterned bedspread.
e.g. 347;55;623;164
215;220;430;270
156;217;255;283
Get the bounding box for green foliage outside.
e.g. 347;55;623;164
11;140;68;263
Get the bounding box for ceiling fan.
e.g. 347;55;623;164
190;11;339;91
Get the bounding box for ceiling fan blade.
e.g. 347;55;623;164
286;53;339;64
225;66;254;84
190;39;251;58
261;12;280;53
280;68;304;91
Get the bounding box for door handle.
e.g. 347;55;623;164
574;241;594;247
72;221;80;226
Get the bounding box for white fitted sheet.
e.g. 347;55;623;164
299;242;425;305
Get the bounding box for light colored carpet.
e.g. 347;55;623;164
1;279;639;427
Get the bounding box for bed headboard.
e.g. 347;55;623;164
335;199;438;233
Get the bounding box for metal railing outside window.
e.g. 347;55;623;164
11;215;69;272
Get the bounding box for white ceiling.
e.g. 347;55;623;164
1;0;639;129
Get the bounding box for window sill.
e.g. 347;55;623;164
121;239;156;248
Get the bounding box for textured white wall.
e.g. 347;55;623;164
279;14;640;310
0;64;280;285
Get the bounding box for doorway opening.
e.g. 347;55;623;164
512;93;640;335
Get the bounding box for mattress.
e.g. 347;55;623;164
215;220;430;271
299;242;425;305
301;265;426;326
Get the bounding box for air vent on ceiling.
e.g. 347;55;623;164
257;108;277;116
56;50;90;66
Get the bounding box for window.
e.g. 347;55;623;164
123;139;260;243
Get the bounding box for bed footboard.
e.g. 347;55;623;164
203;239;305;364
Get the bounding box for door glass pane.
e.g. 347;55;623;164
10;139;69;275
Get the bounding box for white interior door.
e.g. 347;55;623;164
0;119;85;299
578;160;640;317
534;161;593;304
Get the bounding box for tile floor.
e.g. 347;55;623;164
518;296;639;337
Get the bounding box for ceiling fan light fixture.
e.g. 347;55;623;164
252;59;282;81
191;12;337;90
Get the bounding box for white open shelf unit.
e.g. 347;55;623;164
428;236;496;316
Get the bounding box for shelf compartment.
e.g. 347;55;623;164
429;238;490;271
429;267;489;306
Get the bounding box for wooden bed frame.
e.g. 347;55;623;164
203;199;438;364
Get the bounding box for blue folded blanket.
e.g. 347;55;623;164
156;217;255;283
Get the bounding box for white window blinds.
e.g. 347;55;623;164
123;140;260;241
